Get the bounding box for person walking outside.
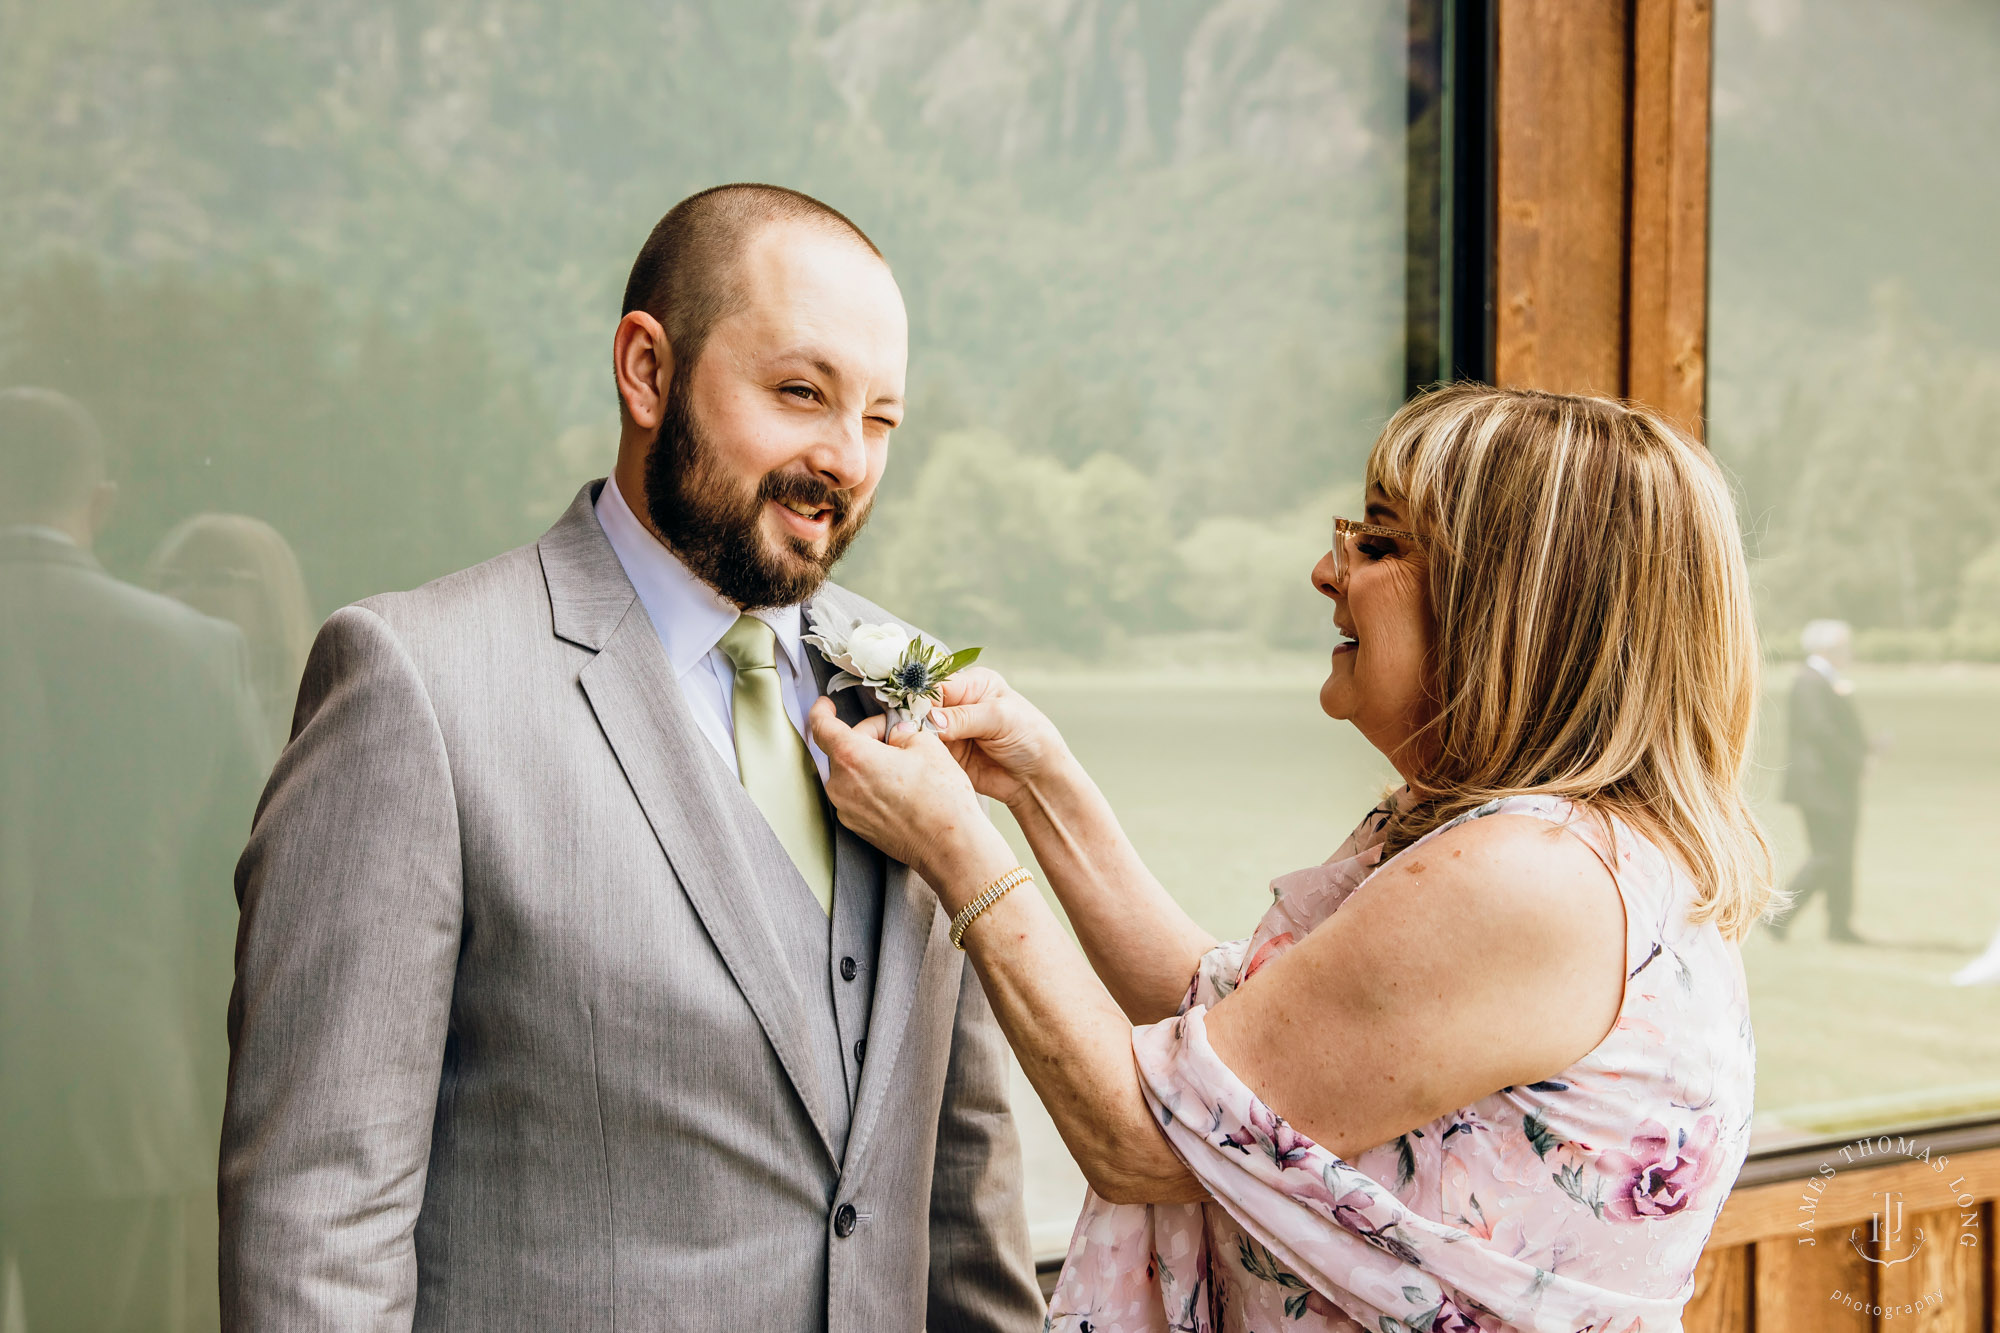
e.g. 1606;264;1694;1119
1772;619;1867;943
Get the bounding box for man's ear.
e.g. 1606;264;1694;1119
612;311;673;432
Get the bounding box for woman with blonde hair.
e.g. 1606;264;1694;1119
812;383;1770;1330
148;513;315;751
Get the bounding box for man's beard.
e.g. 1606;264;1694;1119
642;371;872;611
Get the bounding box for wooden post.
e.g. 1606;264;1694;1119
1626;0;1713;434
1493;0;1630;397
1490;0;1713;436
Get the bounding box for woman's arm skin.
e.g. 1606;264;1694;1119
998;751;1218;1025
808;705;1629;1204
1199;812;1629;1157
808;700;1203;1202
917;818;1212;1205
928;669;1217;1024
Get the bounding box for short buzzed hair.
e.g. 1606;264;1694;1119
620;184;882;387
0;386;106;525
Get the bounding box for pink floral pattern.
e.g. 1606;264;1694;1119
1047;794;1755;1333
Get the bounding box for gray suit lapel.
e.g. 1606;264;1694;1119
544;483;840;1166
805;588;953;1175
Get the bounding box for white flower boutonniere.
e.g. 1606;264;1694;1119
804;596;982;732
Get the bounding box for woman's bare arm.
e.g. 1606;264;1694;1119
1002;749;1218;1024
929;669;1216;1024
810;708;1629;1207
1202;813;1628;1158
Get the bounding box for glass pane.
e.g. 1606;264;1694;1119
1;0;1414;1307
1709;0;2000;1147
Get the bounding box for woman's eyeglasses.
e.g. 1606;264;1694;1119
1330;516;1421;584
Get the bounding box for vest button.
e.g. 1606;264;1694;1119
833;1203;858;1238
840;956;858;982
854;1038;866;1064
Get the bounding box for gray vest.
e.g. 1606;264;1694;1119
760;805;884;1157
722;647;887;1159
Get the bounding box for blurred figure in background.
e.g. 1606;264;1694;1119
1771;618;1867;943
148;514;316;752
0;387;268;1330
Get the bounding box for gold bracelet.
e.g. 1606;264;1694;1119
950;867;1032;950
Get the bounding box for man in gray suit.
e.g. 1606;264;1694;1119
219;185;1041;1330
2;387;268;1329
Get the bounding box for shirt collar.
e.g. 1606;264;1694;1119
0;524;80;548
594;474;808;679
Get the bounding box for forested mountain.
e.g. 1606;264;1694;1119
1;0;1406;639
2;0;1996;651
1708;0;2000;649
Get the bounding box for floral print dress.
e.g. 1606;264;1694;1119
1046;794;1755;1333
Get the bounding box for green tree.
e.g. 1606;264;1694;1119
846;429;1180;655
0;257;554;611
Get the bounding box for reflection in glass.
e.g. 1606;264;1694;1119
1;0;1416;1294
148;516;316;752
1;388;269;1328
1710;0;2000;1144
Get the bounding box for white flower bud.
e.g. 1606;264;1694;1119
845;623;912;679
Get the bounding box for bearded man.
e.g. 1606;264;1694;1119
219;185;1041;1332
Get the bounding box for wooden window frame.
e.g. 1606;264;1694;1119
1411;0;1712;436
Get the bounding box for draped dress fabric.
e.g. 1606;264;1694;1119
1046;794;1755;1333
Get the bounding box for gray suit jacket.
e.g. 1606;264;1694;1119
219;484;1040;1331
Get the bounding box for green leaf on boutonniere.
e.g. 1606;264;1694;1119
937;645;982;679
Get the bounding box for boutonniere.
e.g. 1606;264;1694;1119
804;596;982;732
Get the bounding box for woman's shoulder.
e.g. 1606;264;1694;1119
1387;797;1621;919
1407;793;1689;919
1351;808;1628;1009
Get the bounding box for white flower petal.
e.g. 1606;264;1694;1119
846;623;913;679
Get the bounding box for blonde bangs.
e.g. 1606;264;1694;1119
1365;384;1777;940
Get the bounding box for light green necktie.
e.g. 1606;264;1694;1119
717;615;834;914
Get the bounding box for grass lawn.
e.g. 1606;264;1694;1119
990;661;2000;1251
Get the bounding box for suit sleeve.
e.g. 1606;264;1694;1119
926;952;1045;1332
219;605;463;1332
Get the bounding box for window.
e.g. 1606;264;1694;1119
0;0;1428;1301
1708;0;2000;1148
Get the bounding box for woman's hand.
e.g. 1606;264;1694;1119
929;667;1068;808
807;699;1017;905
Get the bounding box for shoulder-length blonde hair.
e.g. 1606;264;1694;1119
1369;383;1774;939
147;512;316;750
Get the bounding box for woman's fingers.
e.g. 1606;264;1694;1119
807;697;855;759
930;697;1003;742
937;666;1003;707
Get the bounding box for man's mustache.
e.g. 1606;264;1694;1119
759;471;855;526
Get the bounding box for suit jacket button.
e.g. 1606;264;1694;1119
833;1203;858;1238
840;956;858;982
